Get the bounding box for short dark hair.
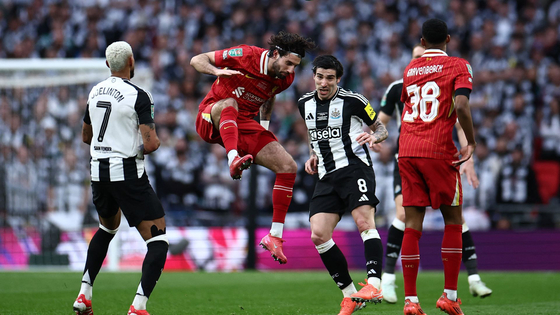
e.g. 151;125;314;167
268;31;316;58
312;55;344;78
422;19;448;45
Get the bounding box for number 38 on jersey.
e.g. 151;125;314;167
403;81;440;123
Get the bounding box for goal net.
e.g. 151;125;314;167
0;59;153;271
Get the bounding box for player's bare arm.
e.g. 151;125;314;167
259;96;275;130
82;122;93;145
371;111;392;152
305;149;318;175
190;51;242;77
356;120;388;148
455;120;480;188
378;111;392;126
453;94;476;166
140;123;160;154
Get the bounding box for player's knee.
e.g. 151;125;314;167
279;158;297;173
222;98;238;110
310;230;331;246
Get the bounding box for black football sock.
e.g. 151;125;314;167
364;238;384;281
317;240;353;290
138;240;168;298
82;226;116;286
385;224;404;274
462;229;479;276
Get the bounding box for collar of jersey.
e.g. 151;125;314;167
260;50;269;75
314;87;340;105
422;49;448;57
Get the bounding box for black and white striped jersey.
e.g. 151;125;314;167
298;87;378;179
83;77;154;182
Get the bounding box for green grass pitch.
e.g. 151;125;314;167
0;270;558;314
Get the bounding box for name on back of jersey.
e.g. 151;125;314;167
406;65;444;77
309;126;341;141
90;86;125;102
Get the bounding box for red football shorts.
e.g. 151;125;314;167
195;101;278;157
398;157;462;209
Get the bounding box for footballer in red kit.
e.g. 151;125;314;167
398;19;476;315
190;31;315;264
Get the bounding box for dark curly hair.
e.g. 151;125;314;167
267;31;316;58
422;19;448;45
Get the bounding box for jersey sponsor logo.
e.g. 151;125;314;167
406;64;444;77
245;74;257;80
228;48;243;57
305;112;314;120
223;50;228;59
359;194;369;202
309;126;341;141
331;108;341;119
317;112;328;121
232;86;245;98
365;102;376;120
242;92;265;103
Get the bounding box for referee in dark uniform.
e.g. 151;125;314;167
297;55;388;315
73;41;167;315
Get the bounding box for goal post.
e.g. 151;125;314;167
0;58;153;88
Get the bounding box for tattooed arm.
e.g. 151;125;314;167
260;96;276;130
370;119;389;143
139;123;160;154
355;119;389;148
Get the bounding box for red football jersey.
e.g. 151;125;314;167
399;49;473;159
198;45;295;120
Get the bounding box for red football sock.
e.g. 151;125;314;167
219;106;239;153
401;228;422;297
442;224;462;291
271;173;296;223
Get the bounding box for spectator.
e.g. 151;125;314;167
496;146;541;204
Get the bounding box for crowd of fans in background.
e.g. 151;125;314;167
1;0;560;238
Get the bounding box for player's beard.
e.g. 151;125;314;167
272;59;286;79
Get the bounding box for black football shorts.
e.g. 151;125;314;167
91;172;165;227
309;163;379;219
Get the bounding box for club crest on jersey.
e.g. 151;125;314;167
331;108;341;119
364;102;376;120
228;48;243;57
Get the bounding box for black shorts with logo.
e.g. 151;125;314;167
309;163;379;219
393;154;402;199
91;172;165;227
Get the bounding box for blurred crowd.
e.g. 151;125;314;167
1;0;560;236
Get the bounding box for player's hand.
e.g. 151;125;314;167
305;155;318;175
460;156;480;188
371;142;383;153
453;143;476;167
215;69;243;77
356;132;380;148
